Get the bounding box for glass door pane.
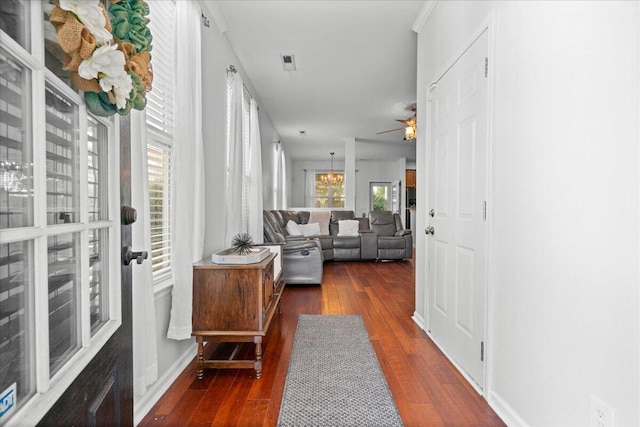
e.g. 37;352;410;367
47;232;81;376
0;0;31;51
88;228;108;335
371;183;391;211
0;240;36;411
87;116;108;222
45;86;79;225
42;0;71;87
0;47;34;229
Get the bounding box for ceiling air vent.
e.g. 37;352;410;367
282;54;296;71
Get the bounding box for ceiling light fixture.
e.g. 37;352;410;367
404;122;416;141
320;152;343;186
376;106;417;141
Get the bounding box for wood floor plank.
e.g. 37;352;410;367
138;257;505;427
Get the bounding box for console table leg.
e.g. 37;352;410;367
196;338;204;379
278;298;283;314
254;341;263;379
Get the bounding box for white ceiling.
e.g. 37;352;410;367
208;1;424;162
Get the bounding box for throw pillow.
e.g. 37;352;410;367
286;220;302;236
337;219;360;237
309;210;331;235
298;222;321;237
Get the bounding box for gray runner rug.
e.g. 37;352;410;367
277;315;404;426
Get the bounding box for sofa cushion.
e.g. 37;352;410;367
330;210;355;235
298;211;311;224
299;222;321;237
264;210;286;242
332;236;360;249
309;210;331;235
316;235;333;250
279;210;302;226
369;211;396;236
337;219;359;236
377;236;407;249
333;247;360;259
286;220;302;236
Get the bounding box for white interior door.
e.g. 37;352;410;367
426;30;489;389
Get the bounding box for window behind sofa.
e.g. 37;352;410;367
146;1;176;281
314;172;345;208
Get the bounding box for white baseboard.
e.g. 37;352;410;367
134;343;197;426
412;311;425;330
488;390;529;427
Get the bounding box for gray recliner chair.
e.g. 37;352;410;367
368;211;413;260
262;210;323;285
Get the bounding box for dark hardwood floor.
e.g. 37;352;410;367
139;258;505;426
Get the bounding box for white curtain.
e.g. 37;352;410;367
272;142;281;209
305;169;317;207
280;148;287;209
167;0;204;340
272;141;287;209
247;99;263;242
224;72;245;245
130;111;158;396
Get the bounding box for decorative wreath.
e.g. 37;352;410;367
49;0;153;117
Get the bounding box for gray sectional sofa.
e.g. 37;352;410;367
262;209;412;284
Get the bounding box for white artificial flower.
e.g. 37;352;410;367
78;44;126;80
59;0;113;44
99;73;133;109
78;44;132;108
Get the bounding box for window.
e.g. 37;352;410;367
370;182;391;211
0;2;121;424
146;1;175;282
313;172;345;208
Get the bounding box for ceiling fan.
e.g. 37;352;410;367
376;106;417;140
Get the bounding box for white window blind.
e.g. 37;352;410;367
146;1;175;281
147;143;171;275
146;2;175;137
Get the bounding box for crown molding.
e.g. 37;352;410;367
412;1;437;34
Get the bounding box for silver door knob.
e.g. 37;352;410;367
429;209;435;217
425;226;434;235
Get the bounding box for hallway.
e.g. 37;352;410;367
139;259;504;426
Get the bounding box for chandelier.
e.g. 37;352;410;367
320;152;343;186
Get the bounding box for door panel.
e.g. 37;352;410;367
39;116;133;426
455;245;474;335
426;30;489;389
433;241;448;314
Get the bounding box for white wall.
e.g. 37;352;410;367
415;1;639;426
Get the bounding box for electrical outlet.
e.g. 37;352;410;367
590;396;614;427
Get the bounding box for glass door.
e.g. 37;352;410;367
0;2;121;424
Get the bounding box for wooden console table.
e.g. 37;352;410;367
191;252;283;379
